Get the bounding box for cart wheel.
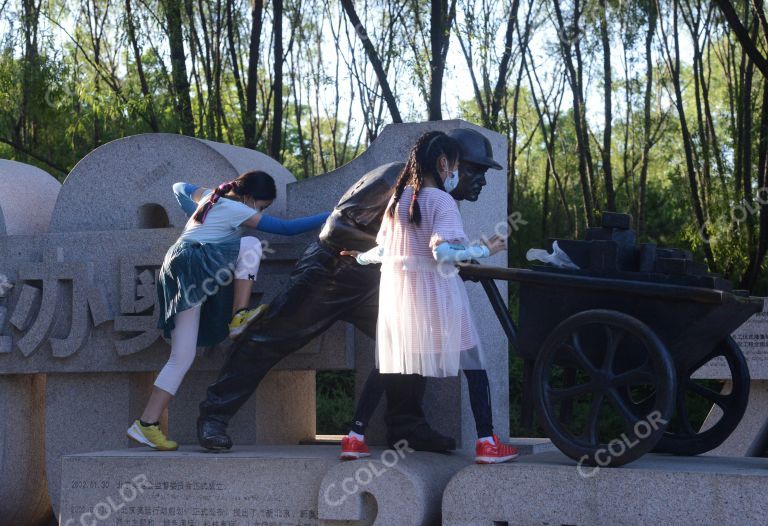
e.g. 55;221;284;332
533;309;676;467
652;337;750;455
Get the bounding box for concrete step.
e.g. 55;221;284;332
442;451;768;526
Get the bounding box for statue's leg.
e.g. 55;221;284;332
197;241;344;448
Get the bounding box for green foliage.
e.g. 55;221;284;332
316;371;355;435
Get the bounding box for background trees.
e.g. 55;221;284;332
2;0;768;290
3;1;768;291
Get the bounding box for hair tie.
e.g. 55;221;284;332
210;181;235;205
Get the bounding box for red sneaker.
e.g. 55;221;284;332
340;435;371;460
475;435;519;464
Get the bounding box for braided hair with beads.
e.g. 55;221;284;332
387;131;461;226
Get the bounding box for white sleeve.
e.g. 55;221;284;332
356;245;385;265
432;241;490;263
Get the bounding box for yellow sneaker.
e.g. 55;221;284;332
127;420;178;451
228;304;269;339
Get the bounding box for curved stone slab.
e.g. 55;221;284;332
49;134;296;233
317;446;470;525
0;160;61;526
0;159;61;235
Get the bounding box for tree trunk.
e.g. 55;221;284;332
666;0;716;269
163;0;195;135
714;0;768;78
599;0;615;211
638;2;657;238
244;0;264;149
427;0;456;120
125;0;159;131
552;0;595;226
269;0;284;159
340;0;402;123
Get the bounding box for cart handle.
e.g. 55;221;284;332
476;278;519;351
458;263;755;306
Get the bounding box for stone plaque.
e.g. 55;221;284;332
60;447;338;526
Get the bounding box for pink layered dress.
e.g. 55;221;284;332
375;185;484;377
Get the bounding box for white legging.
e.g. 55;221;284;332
154;236;262;395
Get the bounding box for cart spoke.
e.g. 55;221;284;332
686;380;729;408
606;388;640;426
611;365;655;387
562;333;597;375
585;392;604;445
601;326;625;374
548;382;593;403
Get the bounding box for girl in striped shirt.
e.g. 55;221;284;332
341;131;518;463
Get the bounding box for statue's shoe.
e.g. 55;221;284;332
388;422;457;452
197;417;233;451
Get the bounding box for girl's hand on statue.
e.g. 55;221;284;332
340;250;361;258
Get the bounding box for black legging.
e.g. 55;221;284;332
351;368;494;439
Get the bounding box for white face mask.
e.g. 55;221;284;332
443;169;459;193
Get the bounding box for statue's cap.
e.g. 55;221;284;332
446;128;503;170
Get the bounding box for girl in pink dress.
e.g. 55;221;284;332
341;131;518;463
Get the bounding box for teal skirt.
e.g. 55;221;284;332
156;238;241;347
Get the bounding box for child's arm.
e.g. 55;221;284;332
339;245;384;265
173;182;199;217
432;242;490;263
247;212;331;235
173;183;210;218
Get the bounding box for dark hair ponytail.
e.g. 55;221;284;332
387;131;461;225
192;170;277;224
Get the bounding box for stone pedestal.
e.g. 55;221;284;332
59;447;338;526
45;372;154;518
317;446;469;525
59;446;474;525
0;374;51;526
442;451;768;526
